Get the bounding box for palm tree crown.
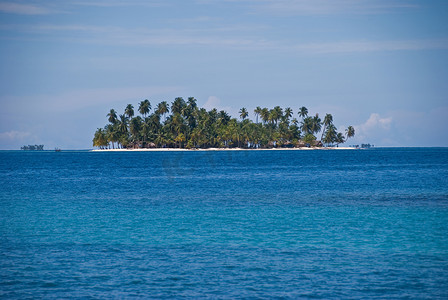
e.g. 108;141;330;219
125;104;134;119
321;113;333;141
239;108;248;120
346;126;355;139
187;97;197;110
254;106;262;124
260;108;269;124
311;114;322;135
171;97;186;115
298;106;308;120
138;99;151;117
156;101;169;116
284;107;293;121
107;109;118;124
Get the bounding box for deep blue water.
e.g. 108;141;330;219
1;148;448;298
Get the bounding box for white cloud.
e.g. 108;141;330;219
290;39;448;54
362;113;392;130
0;2;52;15
202;96;238;117
202;96;221;111
0;130;38;150
0;0;417;17
200;0;418;15
351;113;392;144
0;130;31;140
4;22;447;53
346;108;448;147
259;0;417;15
0;1;165;16
70;0;165;8
2;23;267;48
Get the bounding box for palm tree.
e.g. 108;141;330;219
301;116;313;135
154;132;167;148
321;113;333;141
240;119;252;148
149;113;161;129
156;101;169;115
323;124;337;146
172;113;186;134
187;97;197;110
302;133;316;146
335;132;345;146
183;98;198;132
129;116;142;146
239;107;248;120
156;101;170;123
272;106;283;125
298;106;308;120
93;128;108;149
105;124;118;149
289;122;301;140
138;99;151;117
125;104;134;119
311;113;322;136
118;134;129;149
268;109;275;125
107;109;118;124
254;106;262;124
345;126;355;140
278;120;290;143
171;97;186;115
117;114;129;146
260;108;269;124
218;110;231;126
284;107;293;122
141;118;151;146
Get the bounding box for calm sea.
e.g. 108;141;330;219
1;148;447;298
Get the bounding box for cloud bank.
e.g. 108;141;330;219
0;2;53;15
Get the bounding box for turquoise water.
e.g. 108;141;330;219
1;148;448;298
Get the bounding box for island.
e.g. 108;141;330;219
93;97;355;150
21;145;44;151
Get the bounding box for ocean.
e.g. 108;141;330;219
1;148;447;298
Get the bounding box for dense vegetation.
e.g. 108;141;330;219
21;145;44;151
93;97;355;149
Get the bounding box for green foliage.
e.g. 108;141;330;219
138;99;151;117
346;126;355;139
125;104;134;119
93;98;354;149
303;133;317;145
93;128;108;149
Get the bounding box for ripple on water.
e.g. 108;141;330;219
0;149;447;298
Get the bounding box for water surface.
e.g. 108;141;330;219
1;148;447;298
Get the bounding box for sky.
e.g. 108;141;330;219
1;0;448;149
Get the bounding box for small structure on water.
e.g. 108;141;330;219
350;144;374;149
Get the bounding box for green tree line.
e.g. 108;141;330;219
93;97;355;149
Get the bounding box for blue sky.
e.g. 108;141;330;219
1;0;447;149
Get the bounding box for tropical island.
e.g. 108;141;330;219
93;97;355;150
21;145;44;151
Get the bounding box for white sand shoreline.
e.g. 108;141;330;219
91;147;357;152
